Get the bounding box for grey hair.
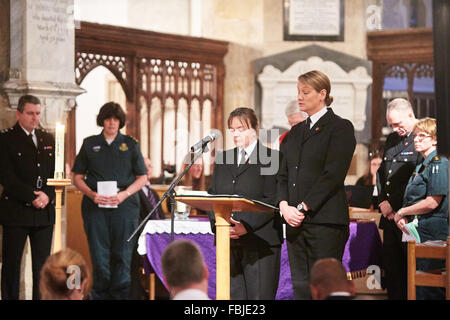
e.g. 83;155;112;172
386;98;414;113
285;100;308;118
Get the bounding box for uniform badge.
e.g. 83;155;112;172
44;146;53;150
119;143;128;151
92;145;101;152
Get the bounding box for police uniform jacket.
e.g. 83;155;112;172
208;141;283;248
277;108;356;230
376;132;423;229
0;122;55;226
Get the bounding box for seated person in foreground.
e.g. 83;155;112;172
161;239;210;300
40;248;92;300
309;258;355;300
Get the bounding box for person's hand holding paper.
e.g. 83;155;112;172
97;181;118;208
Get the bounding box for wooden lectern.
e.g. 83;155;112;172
174;196;276;300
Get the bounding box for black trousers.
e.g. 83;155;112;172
380;220;407;300
1;224;53;300
230;243;281;300
286;223;349;300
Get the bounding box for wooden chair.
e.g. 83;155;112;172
407;236;450;300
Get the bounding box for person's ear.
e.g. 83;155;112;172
309;284;319;300
203;262;209;280
348;280;355;297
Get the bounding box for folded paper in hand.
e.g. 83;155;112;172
402;219;421;243
97;181;118;208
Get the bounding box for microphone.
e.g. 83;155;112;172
190;132;220;152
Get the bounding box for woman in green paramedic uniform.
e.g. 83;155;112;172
72;102;147;300
394;117;449;300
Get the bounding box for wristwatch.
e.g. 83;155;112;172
297;203;307;214
397;208;404;218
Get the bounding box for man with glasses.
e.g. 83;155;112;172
376;98;423;300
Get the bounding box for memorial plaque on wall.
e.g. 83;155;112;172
283;0;344;41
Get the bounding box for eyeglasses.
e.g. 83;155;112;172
414;133;432;141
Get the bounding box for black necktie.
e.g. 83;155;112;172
306;117;312;130
28;133;36;147
238;149;247;166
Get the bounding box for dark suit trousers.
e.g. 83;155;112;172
1;225;53;300
381;220;407;300
286;223;349;300
230;243;281;300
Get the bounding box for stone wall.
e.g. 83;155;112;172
0;0;16;130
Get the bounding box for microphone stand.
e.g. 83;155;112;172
127;142;210;243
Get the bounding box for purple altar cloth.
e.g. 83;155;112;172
143;221;382;300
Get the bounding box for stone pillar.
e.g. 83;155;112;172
1;0;84;129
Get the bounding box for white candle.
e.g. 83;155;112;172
54;123;65;179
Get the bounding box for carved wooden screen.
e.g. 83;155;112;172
137;59;218;177
73;22;228;177
367;28;434;147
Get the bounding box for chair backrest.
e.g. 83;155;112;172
407;236;450;300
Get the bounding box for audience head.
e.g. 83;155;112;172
161;240;209;298
228;107;258;149
386;98;417;137
40;249;91;300
285;100;308;127
297;70;333;116
16;94;41;132
413;117;437;157
309;258;355;300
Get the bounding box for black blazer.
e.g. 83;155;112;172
376;132;422;229
208;141;283;247
0;122;55;226
277;108;356;229
138;187;165;221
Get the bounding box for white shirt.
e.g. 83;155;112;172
172;289;210;300
238;140;257;165
307;107;328;129
328;291;352;297
20;126;37;147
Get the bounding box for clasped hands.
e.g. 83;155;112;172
280;201;306;228
90;191;129;206
379;200;409;234
32;191;49;209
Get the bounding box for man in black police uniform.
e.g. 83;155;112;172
72;102;147;300
376;98;422;300
0;95;55;300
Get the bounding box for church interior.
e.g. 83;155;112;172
0;0;448;301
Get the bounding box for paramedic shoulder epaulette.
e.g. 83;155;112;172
127;135;139;143
432;155;440;162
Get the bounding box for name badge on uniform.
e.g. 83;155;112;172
119;143;128;151
92;145;101;152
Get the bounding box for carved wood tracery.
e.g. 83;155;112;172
71;22;228;175
367;27;434;147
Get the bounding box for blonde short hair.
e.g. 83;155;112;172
414;117;437;140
